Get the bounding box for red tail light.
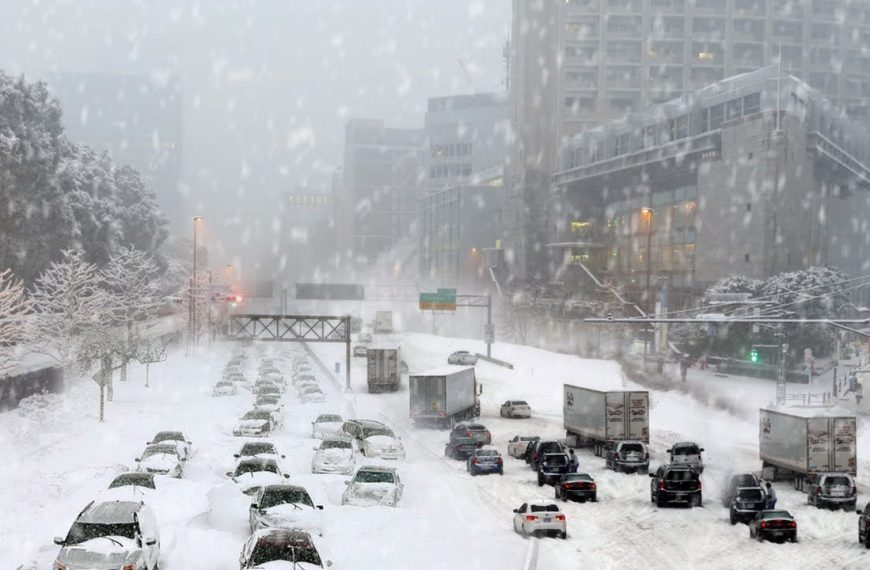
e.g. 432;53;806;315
525;515;538;522
816;488;822;494
658;481;666;490
590;482;597;490
760;521;768;529
496;457;503;464
466;432;473;437
472;458;480;464
788;521;796;528
555;514;566;521
696;480;702;490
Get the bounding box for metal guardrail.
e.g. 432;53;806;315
475;353;514;370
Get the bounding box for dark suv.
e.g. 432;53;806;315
808;472;857;510
528;440;565;471
537;453;571;486
445;428;480;460
649;464;702;507
729;486;766;525
721;473;761;507
856;502;870;548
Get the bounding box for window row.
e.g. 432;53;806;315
429;163;472;179
431;142;472;158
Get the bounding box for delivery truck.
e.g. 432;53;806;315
367;347;401;393
759;408;857;490
563;384;650;456
409;366;481;428
374;311;393;334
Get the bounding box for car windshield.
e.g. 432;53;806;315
236;461;278;476
321;439;351;450
544;454;568;465
64;522;138;546
249;541;322;567
737;489;764;501
241;443;277;456
243;411;272;421
512;401;529;406
824;475;852;486
468;425;486;431
355;470;395;484
761;511;791;520
256;397;279;405
317;415;342;423
153;432;183;443
363;427;394;438
674;445;700;455
142;445;177;458
476;449;499;457
529;504;560;513
665;470;696;481
109;474;155;489
260;488;313;509
620;443;645;453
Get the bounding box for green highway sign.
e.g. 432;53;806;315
420;289;457;311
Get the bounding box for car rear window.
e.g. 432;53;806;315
674;445;700;455
761;511;791;520
321;440;351;450
737;489;763;501
468;424;486;431
620;443;645;453
513;401;528;406
665;469;697;481
825;475;852;486
563;474;592;482
241;443;276;455
476;449;499;457
544;454;568;465
529;504;560;513
733;475;757;486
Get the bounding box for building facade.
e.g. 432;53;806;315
552;66;870;309
425;92;509;189
47;72;184;227
337;119;425;264
506;0;870;281
419;169;506;292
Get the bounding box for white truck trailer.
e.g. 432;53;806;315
563;384;650;456
409;366;480;428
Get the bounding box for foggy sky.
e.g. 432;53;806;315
0;0;509;280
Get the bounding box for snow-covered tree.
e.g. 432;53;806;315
0;268;30;377
76;320;126;421
30;250;104;370
137;334;176;388
101;246;162;382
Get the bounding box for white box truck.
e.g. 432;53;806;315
367;347;400;393
409;366;480;428
563;384;650;456
759;408;857;490
374;311;393;334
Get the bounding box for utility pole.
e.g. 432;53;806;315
207;270;213;346
485;293;493;358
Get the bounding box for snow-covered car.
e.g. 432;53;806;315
294;373;317;385
341;466;404;507
135;443;185;478
255;379;285;395
233;410;276;437
667;441;705;474
212;380;238;396
507;435;540;459
255;394;283;413
312;436;356;474
300;389;326;404
239;529;331;569
53;500;161;570
500;400;532;418
227;458;290;496
452;423;492;446
234;441;286;463
447;350;478;365
512;500;567;539
352;345;368;357
224;369;247;383
148;431;192;460
311;414;344;438
249;484;324;532
358;428;405;460
108;472;157;491
255;407;284;430
294;378;319;391
261;371;287;387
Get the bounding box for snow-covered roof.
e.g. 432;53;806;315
411;365;474;377
79;500;143;524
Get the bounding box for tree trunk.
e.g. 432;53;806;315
104;355;114;402
145;363;150;388
121;320;132;381
120;360;128;382
99;382;105;422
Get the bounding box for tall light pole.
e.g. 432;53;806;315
192;216;203;348
641;206;654;365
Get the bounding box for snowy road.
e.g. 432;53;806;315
3;332;870;569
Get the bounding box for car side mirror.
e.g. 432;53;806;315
283;474;290;479
134;458;141;462
512;509;519;513
859;509;864;515
181;457;187;462
313;447;319;451
146;441;152;445
234;454;240;458
226;472;233;477
187;440;192;444
666;448;673;454
700;448;705;452
250;503;258;509
53;536;65;545
648;473;655;478
326;561;333;568
317;505;323;510
344;481;350;485
145;538;157;546
281;455;286;459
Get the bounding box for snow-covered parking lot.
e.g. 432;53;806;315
3;332;870;569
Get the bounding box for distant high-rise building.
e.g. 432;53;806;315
505;0;870;280
338;119;425;264
47;72;183;228
424;92;509;189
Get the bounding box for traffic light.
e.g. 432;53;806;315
227;294;243;308
750;349;760;363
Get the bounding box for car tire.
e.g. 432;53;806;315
866;532;870;549
560;531;567;539
538;477;544;487
591;495;597;503
730;512;736;525
471;469;477;477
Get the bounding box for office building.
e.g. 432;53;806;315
551;66;870;309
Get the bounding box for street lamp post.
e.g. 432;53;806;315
192;216;203;348
641;207;654;366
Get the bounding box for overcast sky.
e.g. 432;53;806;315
0;0;510;276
